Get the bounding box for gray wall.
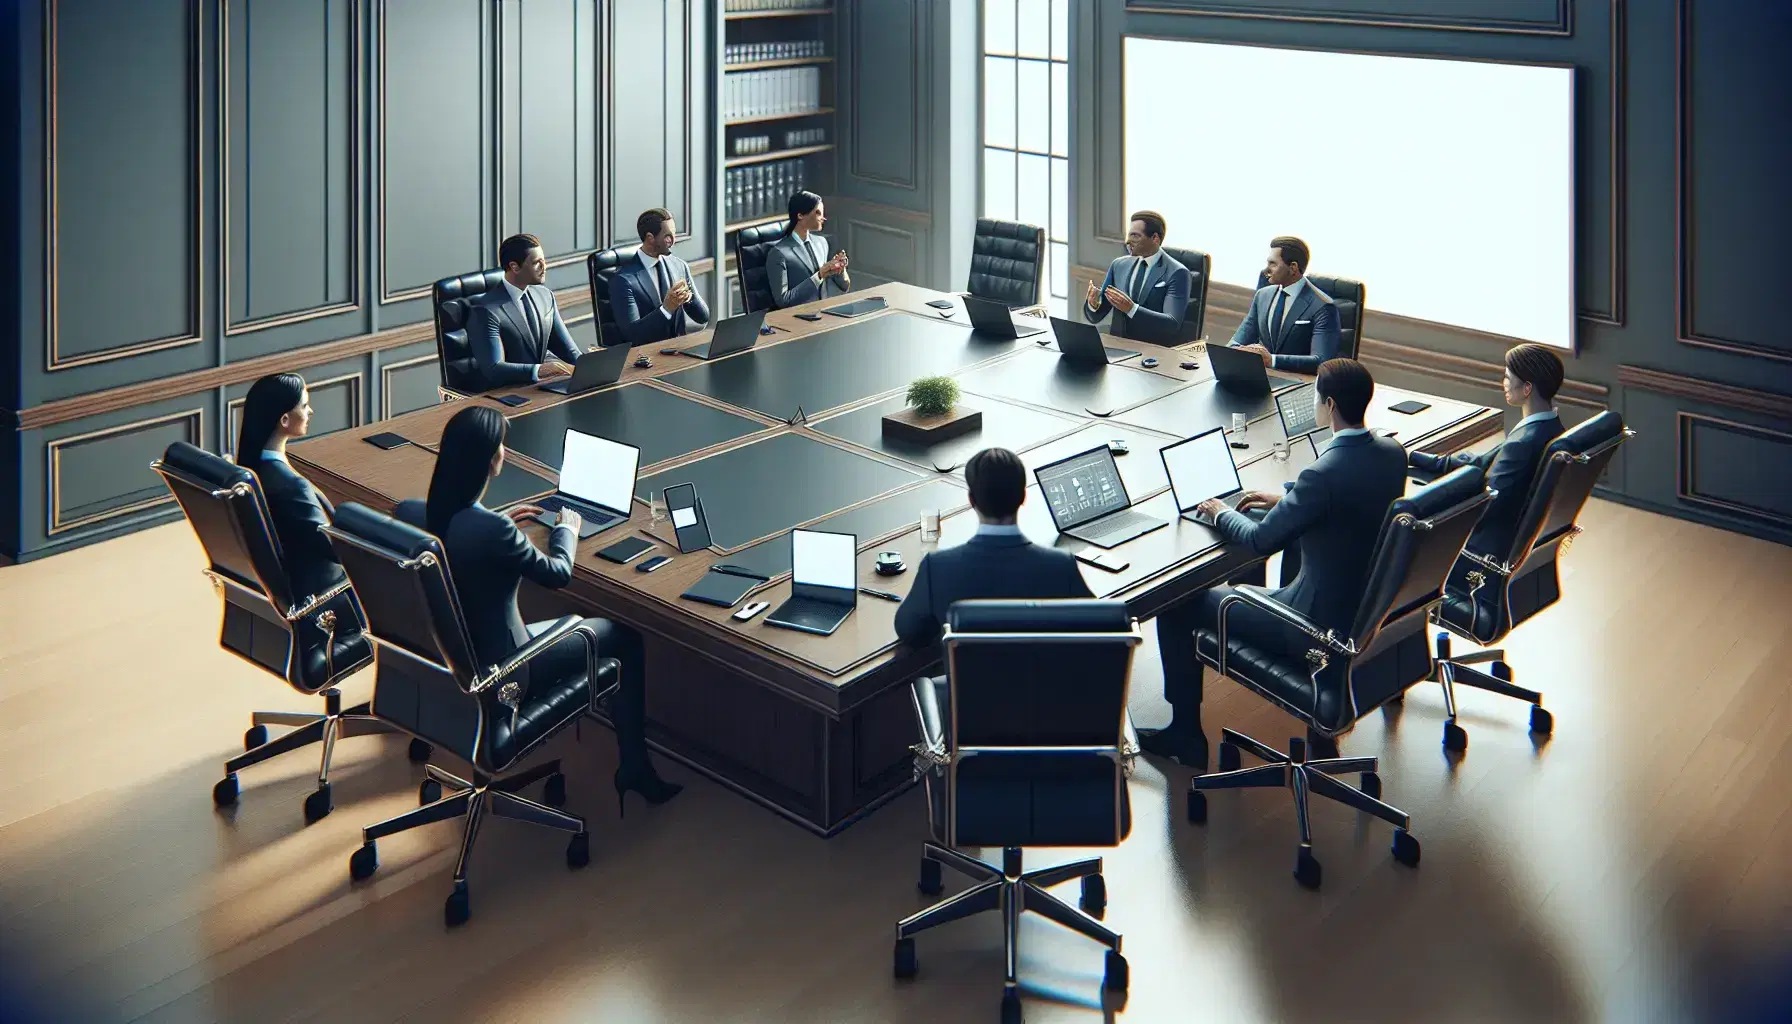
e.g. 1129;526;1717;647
841;0;1792;547
0;0;712;561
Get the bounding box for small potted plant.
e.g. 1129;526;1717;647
905;375;960;419
884;375;981;443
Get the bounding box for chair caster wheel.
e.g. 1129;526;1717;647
1360;771;1381;800
918;856;942;896
893;937;917;979
1294;847;1323;889
1001;986;1022;1024
1186;789;1207;823
1443;721;1469;752
419;779;442;805
1104;949;1129;991
543;772;567;808
244;725;268;751
213;773;240;808
1217;742;1240;772
1392;827;1422;867
566;831;590;869
407;738;432;763
350;842;379;881
1530;705;1553;735
444;881;471;928
303;783;333;823
1080;873;1107;914
1491;660;1512;681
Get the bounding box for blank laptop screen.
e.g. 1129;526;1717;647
558;430;639;514
792;529;855;591
1161;428;1243;512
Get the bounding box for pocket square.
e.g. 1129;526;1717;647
1295;319;1311;325
1153;281;1167;288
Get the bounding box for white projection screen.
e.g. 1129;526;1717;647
1124;38;1576;348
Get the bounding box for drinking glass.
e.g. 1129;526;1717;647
1231;412;1249;438
649;492;668;526
1273;439;1290;462
919;509;941;543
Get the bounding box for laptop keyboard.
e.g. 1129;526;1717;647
1080;508;1157;541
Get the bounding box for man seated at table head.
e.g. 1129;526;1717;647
766;190;851;308
1141;358;1406;766
468;233;584;390
1082;210;1192;344
1228;235;1341;375
608;207;711;347
1412;342;1566;578
894;447;1092;652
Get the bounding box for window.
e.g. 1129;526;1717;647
982;0;1069;316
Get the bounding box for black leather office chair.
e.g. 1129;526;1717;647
431;269;508;397
323;503;619;927
152;442;420;823
733;220;786;313
1255;270;1366;359
899;600;1138;1020
966;218;1044;307
586;245;639;347
1186;467;1491;888
1160;245;1212;343
1427;412;1632;751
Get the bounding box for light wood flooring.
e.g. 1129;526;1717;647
2;499;1790;1023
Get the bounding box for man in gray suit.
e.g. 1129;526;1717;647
1229;235;1341;375
765;190;851;308
1083;210;1193;344
468;233;584;390
1141;359;1406;766
609;207;711;347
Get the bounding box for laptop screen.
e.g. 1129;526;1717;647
791;529;855;591
1276;383;1324;440
1035;446;1131;530
558;429;639;514
1160;428;1242;512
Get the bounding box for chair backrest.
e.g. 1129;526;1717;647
153;441;297;615
1505;410;1628;572
323;503;482;685
586;245;639;347
431;269;508;393
942;599;1140;848
1160;245;1212;342
966;218;1044;306
1256;269;1366;359
733;220;786;313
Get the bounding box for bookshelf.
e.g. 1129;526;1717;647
714;2;837;316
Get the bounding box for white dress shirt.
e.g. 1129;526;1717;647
1090;250;1162;314
1264;276;1309;370
502;279;549;381
974;522;1023;539
1514;409;1560;432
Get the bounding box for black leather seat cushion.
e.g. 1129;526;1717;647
967;219;1043;306
1197;628;1350;730
1439;557;1561;645
484;657;615;769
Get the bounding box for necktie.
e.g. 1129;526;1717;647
1269;288;1287;342
657;260;681;336
522;292;544;356
1128;259;1148;303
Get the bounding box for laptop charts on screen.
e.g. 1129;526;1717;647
1275;382;1331;445
1032;445;1166;549
765;529;858;636
529;429;640;539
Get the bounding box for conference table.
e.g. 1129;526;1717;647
291;282;1500;836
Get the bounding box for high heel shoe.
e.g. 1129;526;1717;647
613;766;683;818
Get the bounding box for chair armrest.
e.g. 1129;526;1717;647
472;614;587;694
1220;586;1356;657
908;676;950;777
285;578;355;623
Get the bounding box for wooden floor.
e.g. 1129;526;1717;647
2;500;1790;1023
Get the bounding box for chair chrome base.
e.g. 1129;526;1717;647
1433;632;1553;753
894;843;1128;1013
1187;728;1421;889
347;758;588;927
212;687;412;823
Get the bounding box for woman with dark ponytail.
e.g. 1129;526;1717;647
396;405;682;814
237;373;345;601
764;189;851;308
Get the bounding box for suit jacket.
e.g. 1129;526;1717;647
1412;413;1565;563
395;499;577;667
254;455;345;602
1229;279;1341;375
1083;252;1193;344
467;283;583;390
894;531;1093;651
607;252;712;347
765;230;850;308
1211;430;1407;635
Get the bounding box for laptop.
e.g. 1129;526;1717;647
1275;381;1331;446
528;429;640;539
1159;427;1246;524
537;344;630;395
682;309;766;360
1032;444;1167;549
1049;316;1140;365
963;294;1046;339
765;529;858;636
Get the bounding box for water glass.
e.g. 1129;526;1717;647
649;492;668;526
1273;439;1290;462
1231;412;1249;439
919;509;941;543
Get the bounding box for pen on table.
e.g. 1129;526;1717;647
859;586;901;602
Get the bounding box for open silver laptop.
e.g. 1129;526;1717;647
527;429;640;539
1033;444;1166;549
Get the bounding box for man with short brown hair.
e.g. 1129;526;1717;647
1083;209;1192;344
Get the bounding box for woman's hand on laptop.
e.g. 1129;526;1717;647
555;507;583;533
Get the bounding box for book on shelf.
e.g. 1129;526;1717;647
724;67;822;121
725;0;829;12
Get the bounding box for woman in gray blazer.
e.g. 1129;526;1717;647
765;190;851;308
